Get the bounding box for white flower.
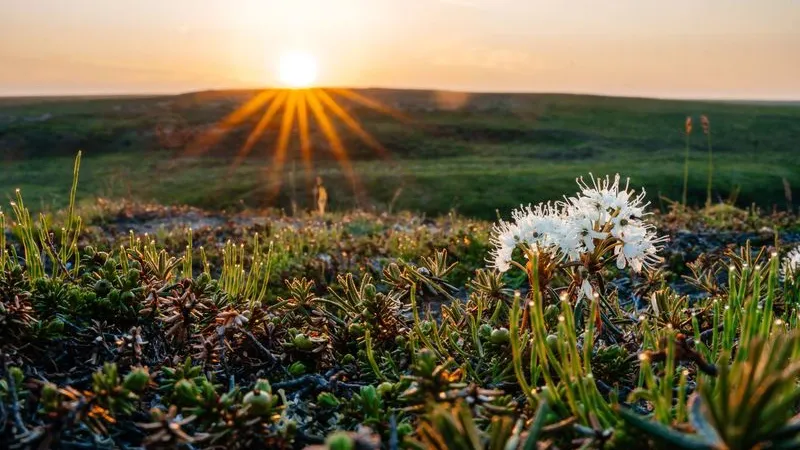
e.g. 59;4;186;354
580;278;594;300
613;223;666;273
783;247;800;279
564;211;609;253
488;219;520;272
488;173;666;274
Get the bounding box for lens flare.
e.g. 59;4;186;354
183;83;411;207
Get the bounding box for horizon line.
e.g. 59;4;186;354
2;86;799;104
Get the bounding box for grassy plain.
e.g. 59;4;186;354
1;89;799;218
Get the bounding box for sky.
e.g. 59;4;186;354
1;0;799;99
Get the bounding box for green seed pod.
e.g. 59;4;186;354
41;382;59;404
376;382;394;398
489;327;510;344
288;361;306;376
364;284;377;298
341;354;356;365
84;245;96;257
479;323;492;339
544;304;560;321
243;389;274;416
292;334;315;351
9;367;23;387
317;392;340;408
546;334;559;353
325;432;355;450
108;289;121;303
387;263;402;279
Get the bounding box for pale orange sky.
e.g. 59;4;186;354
1;0;799;99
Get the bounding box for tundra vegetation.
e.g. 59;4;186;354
2;153;800;449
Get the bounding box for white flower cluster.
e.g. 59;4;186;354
783;247;800;279
489;174;667;273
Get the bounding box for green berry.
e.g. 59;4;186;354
292;334;315;351
489;327;510;344
244;389;274;416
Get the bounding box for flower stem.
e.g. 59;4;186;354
705;132;713;207
682;131;690;206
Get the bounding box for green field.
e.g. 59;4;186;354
2;89;799;218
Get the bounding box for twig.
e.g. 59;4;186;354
272;374;328;391
4;358;29;435
242;330;281;368
389;414;399;450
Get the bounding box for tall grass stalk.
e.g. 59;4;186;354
61;151;82;277
183;228;193;279
10;189;44;279
682;117;692;206
509;293;537;408
0;210;5;270
702;115;713;207
220;234;272;310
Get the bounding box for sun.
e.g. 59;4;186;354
277;51;318;88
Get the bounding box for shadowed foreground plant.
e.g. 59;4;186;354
619;331;800;449
409;399;550;450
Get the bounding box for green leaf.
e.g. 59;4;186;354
688;395;725;448
617;406;715;450
522;400;550;450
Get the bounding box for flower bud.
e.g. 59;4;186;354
317;392;340;408
489;327;510;344
377;382;394;397
292;334;315;351
288;361;306;376
546;334;559;353
325;432;355;450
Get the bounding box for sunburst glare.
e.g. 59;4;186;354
182;55;410;208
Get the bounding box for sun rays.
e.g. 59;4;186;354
183;87;408;206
